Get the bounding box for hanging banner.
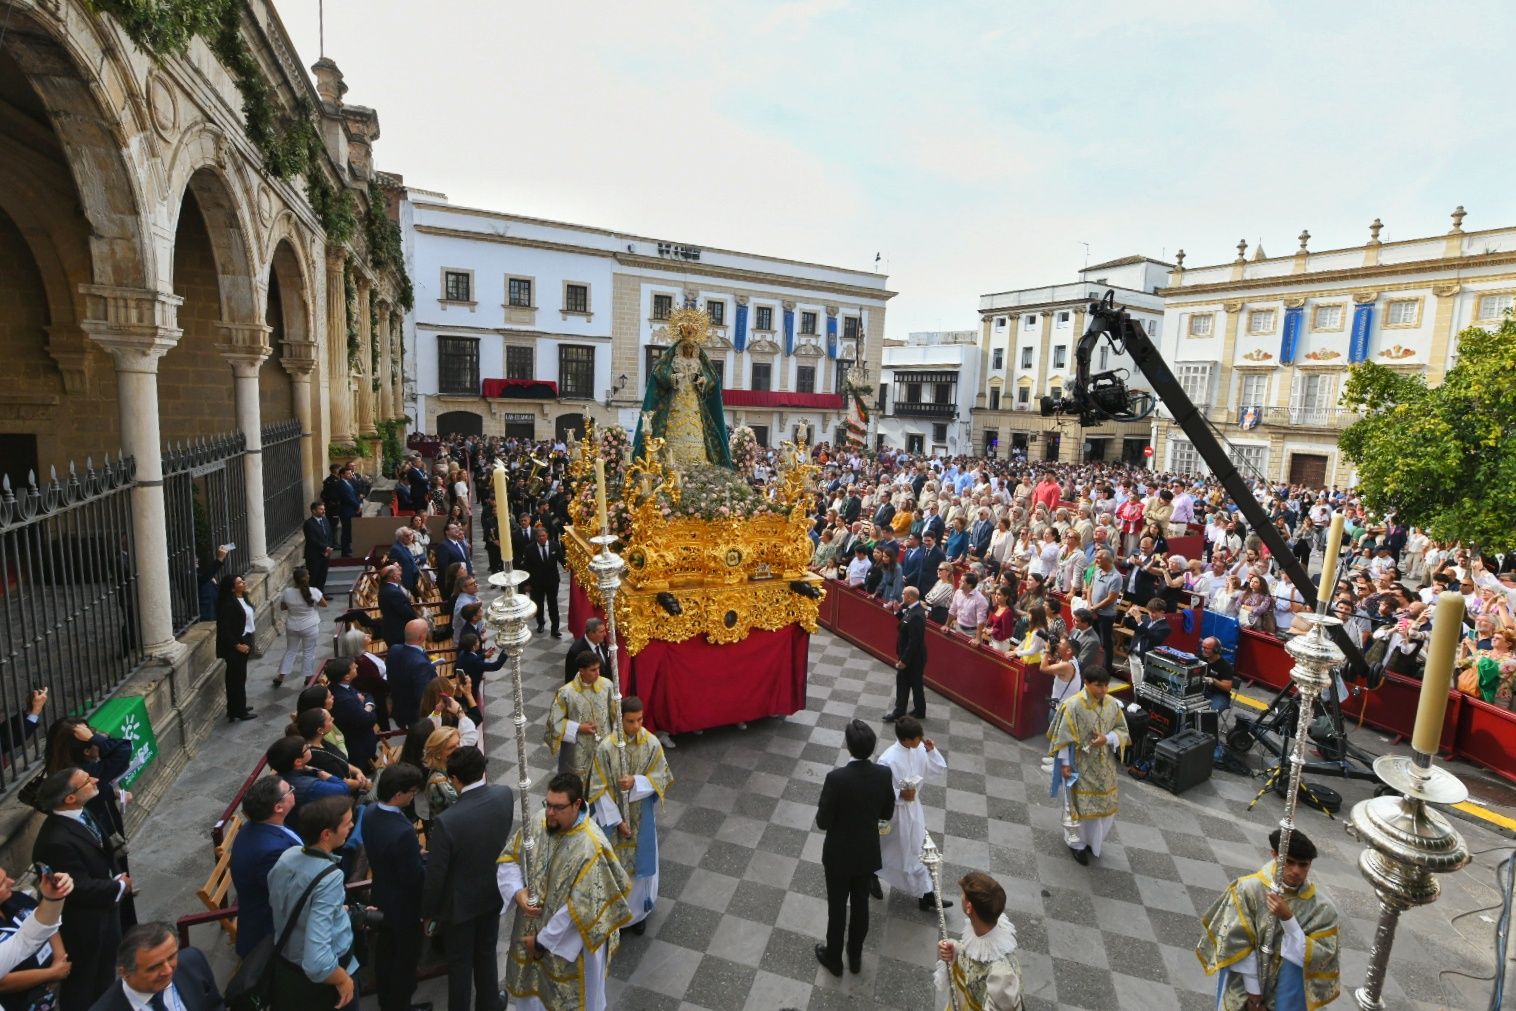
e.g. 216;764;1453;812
733;302;748;352
783;308;795;356
1279;307;1303;365
1238;405;1262;430
1349;304;1374;363
825;315;838;360
89;695;159;789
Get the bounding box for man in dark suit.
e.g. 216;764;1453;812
435;521;473;578
378;565;418;648
921;506;945;546
334;464;362;557
815;720;895;977
522;526;564;637
898;533;925;591
511;512;536;562
366;763;428;1011
885;587;929;721
387;619;436;730
421;747;515;1011
970;508;994;559
88;921;223;1011
303;501;334;591
564;616;613;684
31;767;132;1009
406;457;430;512
913;534;946;594
227;776;300;958
389;528;422;596
841;487;863;524
1121;598;1172;680
871;497;895;531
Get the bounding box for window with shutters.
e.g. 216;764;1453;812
1478;293;1514;321
1248;309;1277;335
1175;363;1213;405
1188;314;1215;337
932;423;947;442
797;366;816;393
800;311;818;335
1017;386;1030;405
1024;314;1038;329
755;306;773;331
1052;345;1067;369
752;363;772;391
843;316;861;341
1020;347;1033;369
706;300;726;326
1056;311;1071;327
1289;372;1336;425
989;387;1001;410
991;348;1004;370
563;283;589;314
1385;298;1420;327
505;345;534;380
652;294;673;321
995;316;1007;328
1168;438;1206;477
437;336;479;393
1239;373;1268;409
558;345;595;398
1232;443;1269;479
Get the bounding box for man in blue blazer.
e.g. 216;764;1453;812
366;763;426;1011
912;534;947;594
387;619;437;730
434;521;473;578
899;533;925;591
334;464;362;557
88;921;223;1011
378;566;417;648
227;776;301;958
389;528;421;595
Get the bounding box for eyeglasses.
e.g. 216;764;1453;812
541;800;575;813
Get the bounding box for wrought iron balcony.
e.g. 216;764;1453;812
891;401;958;419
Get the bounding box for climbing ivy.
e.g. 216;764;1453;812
87;0;363;252
343;258;359;372
391;311;404;390
369;288;381;392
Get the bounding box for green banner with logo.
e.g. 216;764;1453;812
89;696;158;790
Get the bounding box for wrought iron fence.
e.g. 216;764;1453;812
0;455;140;792
165;432;249;634
261;419;305;551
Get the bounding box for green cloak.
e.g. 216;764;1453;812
631;344;732;468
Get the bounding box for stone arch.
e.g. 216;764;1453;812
0;8;153;290
260;238;311;423
164;140;261;327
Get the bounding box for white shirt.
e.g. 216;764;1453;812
280;586;324;632
238;597;256;635
123;981;187;1010
0;907;58;980
846;556;872;586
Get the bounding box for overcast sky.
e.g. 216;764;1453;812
284;1;1516;336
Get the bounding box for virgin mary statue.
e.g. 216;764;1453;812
632;307;733;471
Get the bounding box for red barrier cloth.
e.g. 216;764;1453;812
567;576;808;734
481;378;559;399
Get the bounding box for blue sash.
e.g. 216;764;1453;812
634;796;659;880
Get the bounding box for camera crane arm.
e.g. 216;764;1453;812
1069;292;1368;677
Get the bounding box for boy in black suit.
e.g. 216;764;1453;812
365;763;426;1011
814;720;895;977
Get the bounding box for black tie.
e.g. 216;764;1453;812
80;810;103;846
148;991;170;1011
541;545;548;561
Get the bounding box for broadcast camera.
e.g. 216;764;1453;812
1041;291;1157;426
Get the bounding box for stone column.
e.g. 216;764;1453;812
80;285;184;661
376;301;394;420
355;276;377;438
390;311;405;428
283;340;320;502
219;323;275;570
326;251;354;443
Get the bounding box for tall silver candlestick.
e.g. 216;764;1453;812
921;832;960;1011
589;532;630;823
1347;748;1471;1007
1258;609;1342;974
487;566;540;906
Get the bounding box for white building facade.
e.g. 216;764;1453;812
1156;210;1516;487
402;191;894;446
878;331;980;456
973;257;1167;463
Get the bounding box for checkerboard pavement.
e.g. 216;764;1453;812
476;589;1510;1011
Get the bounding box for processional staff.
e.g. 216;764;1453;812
922;832;960;1011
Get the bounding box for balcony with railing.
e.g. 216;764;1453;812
1194;404;1362;431
892;400;958;419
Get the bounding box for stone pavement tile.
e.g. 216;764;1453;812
657;901;724;953
759;923;825;983
607;984;682;1009
624;938;704;998
871;951;937;1008
1046;920;1109;969
683;954;759;1008
740;968;813;1011
1051;954;1121;1009
706;913;773;968
1109;972;1188;1010
1103;929;1169;984
677;868;741;913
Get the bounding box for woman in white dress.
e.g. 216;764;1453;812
274;566;327;688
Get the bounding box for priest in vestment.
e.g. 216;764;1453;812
1046;665;1129;864
1196;829;1341;1010
547;650;613;780
498;771;632;1011
589;696;674;935
935;870;1024;1011
877;715;951;910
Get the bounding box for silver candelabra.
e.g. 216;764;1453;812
1346;733;1471;1006
921;832;960;1011
487;566;540;907
589;532;630;824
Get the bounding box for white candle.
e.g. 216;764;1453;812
1412;591;1464;755
595;457;609;534
494;463;512;564
1317;512;1344;605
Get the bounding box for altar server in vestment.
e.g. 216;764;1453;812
877;716;952;911
1046;665;1129;864
935;870;1024;1010
546;651;613;781
589;696;673;936
498;772;632;1011
1196;829;1341;1011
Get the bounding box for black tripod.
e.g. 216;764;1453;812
1227;668;1379;784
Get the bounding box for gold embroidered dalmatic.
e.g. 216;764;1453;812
500;812;632;1010
1046;689;1129;821
546;678;612;782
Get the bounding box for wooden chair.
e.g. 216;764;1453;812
195;811;244;943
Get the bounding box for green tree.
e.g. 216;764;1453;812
1339;315;1516;552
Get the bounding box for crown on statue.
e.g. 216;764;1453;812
667;306;711;347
